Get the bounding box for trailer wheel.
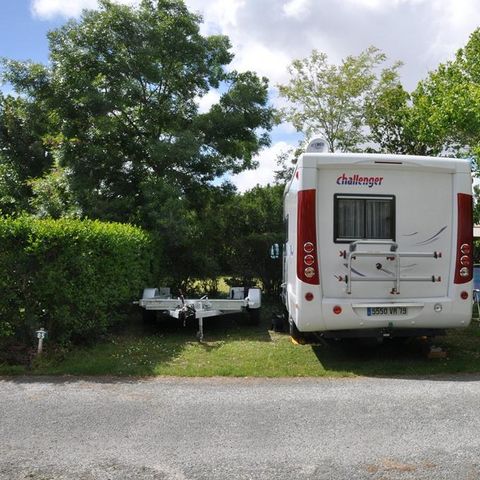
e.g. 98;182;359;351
142;309;157;325
271;313;285;332
246;308;261;326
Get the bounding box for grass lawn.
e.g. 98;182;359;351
1;303;480;377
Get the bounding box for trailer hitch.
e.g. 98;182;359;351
178;290;196;327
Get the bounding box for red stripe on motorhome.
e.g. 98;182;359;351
454;193;473;284
297;189;320;285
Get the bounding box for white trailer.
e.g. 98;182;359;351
138;287;261;341
282;138;473;341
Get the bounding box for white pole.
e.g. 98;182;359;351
37;328;45;356
37;337;43;356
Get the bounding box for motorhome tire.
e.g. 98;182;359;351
289;318;306;344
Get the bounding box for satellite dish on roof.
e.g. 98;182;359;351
306;137;328;153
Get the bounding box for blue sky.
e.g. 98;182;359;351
2;0;480;190
0;0;62;64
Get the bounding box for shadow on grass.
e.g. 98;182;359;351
311;325;480;379
0;307;277;377
4;301;480;379
144;309;273;343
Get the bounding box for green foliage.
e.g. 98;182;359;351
278;46;400;152
2;0;273;223
139;179;235;292
0;92;55;214
0;216;151;346
406;28;480;161
28;160;81;219
0;0;276;295
222;184;284;296
0;157;23;215
365;68;441;155
4;307;480;377
273;148;296;185
474;185;480;227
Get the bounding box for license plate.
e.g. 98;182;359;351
367;306;408;316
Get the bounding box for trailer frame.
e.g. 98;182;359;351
138;287;261;341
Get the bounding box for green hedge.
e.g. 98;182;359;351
0;216;151;345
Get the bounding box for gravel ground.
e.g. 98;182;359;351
1;375;480;479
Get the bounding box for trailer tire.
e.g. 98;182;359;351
142;309;157;325
271;313;285;332
246;308;261;326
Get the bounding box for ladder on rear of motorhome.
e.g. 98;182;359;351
338;240;442;294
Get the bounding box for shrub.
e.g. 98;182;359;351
0;216;151;346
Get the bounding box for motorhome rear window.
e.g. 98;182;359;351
334;194;395;243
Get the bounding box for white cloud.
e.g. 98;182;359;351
27;0;480;193
187;0;480;91
274;121;298;135
283;0;311;19
30;0;480;142
343;0;427;10
230;42;292;85
32;0;97;18
230;140;292;192
196;89;221;113
186;0;245;30
426;0;480;61
32;0;480;91
31;0;139;19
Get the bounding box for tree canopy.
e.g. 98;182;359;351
0;0;279;291
406;28;480;163
3;3;480;290
1;0;273;224
277;46;401;152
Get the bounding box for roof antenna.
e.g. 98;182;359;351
306;137;328;153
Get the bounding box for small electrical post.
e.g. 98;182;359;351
36;328;47;356
270;243;280;259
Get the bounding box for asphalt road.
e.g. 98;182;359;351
1;375;480;479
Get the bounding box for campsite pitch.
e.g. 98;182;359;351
1;310;480;377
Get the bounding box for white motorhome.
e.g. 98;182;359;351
282;138;473;341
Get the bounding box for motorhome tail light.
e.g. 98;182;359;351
461;291;469;300
333;305;342;315
304;242;314;253
305;292;314;301
304;254;314;266
297;189;319;285
459;267;469;277
304;267;315;279
454;193;473;284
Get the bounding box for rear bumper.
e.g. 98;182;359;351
296;296;472;332
320;327;446;340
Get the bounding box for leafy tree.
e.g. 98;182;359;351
278;47;401;152
28;160;81;219
141;179;236;292
222;184;284;296
403;28;480;161
274;148;295;185
474;185;480;225
3;0;273;225
0;92;55;214
364;68;442;155
1;0;275;288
